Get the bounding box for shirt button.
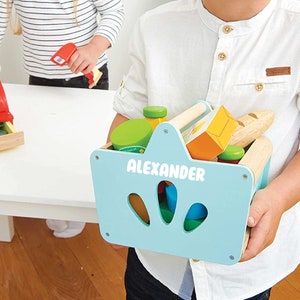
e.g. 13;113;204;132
218;52;227;61
255;83;264;92
223;25;232;34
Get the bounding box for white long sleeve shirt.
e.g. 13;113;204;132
113;0;300;299
0;0;124;78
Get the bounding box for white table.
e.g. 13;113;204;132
0;84;116;241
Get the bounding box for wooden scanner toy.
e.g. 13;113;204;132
90;101;272;265
0;82;24;151
50;43;102;89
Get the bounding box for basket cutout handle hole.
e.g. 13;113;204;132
128;193;150;225
158;180;174;224
184;203;208;232
163;182;208;232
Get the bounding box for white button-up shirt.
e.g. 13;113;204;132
113;0;300;299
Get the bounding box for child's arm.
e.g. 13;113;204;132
68;0;125;75
240;150;300;261
107;113;129;143
0;0;10;44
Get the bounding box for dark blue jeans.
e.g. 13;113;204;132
125;248;271;300
29;63;109;90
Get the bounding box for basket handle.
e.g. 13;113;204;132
169;101;210;130
238;136;272;184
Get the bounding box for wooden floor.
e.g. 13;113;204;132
0;217;299;300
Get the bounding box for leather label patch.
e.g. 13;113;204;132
266;66;291;76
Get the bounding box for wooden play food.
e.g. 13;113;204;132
165;183;208;220
229;110;274;148
143;106;167;130
110;118;153;152
0;122;7;135
217;144;245;164
0;82;24;151
172;103;238;161
0;82;13;123
159;201;204;231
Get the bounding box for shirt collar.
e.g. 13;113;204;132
197;0;277;36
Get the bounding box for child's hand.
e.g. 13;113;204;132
240;188;284;262
68;35;111;75
68;44;99;74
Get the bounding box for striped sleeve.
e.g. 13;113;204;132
1;0;125;78
93;0;125;46
0;0;10;44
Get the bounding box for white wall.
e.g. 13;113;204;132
0;31;25;85
0;0;171;90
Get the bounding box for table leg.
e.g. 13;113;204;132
0;215;15;242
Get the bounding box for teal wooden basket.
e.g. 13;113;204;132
90;121;271;265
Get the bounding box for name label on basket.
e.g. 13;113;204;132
126;159;205;182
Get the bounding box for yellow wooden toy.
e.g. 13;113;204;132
176;105;238;161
